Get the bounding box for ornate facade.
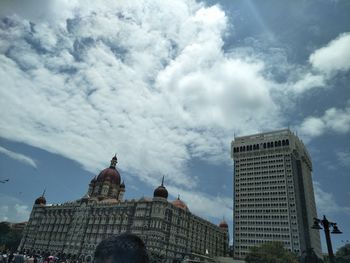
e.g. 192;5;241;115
19;156;229;262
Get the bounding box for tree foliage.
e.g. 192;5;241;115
0;222;23;251
335;244;350;263
245;241;298;263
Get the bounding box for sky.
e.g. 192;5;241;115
0;0;349;253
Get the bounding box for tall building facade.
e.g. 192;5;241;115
231;129;321;259
19;156;229;262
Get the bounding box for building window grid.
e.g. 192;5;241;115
234;140;304;256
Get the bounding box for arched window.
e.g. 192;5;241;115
263;143;266;148
286;139;289;145
282;140;286;146
278;141;281;146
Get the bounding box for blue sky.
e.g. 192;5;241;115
0;0;349;253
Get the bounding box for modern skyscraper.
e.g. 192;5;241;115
231;129;321;259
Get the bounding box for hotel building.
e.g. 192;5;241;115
231;129;321;259
19;155;229;262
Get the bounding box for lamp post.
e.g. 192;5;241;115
311;215;342;263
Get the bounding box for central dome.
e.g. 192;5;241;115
96;155;121;185
97;168;121;184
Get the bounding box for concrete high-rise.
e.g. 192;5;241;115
231;129;321;259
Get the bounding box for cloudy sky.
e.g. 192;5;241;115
0;0;349;252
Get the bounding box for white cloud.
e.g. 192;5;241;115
314;182;350;215
309;32;350;74
0;194;30;222
291;73;325;94
168;185;232;221
287;32;350;94
0;0;282;220
14;204;30;220
1;0;347;222
299;117;326;138
299;101;350;139
0;1;281;188
0;145;37;168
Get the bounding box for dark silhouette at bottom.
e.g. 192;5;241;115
94;233;149;263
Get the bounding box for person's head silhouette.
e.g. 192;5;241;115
94;233;149;263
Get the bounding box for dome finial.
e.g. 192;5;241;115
110;154;118;168
177;194;180;200
42;188;46;197
161;176;164;186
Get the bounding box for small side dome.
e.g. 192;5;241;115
35;190;46;205
219;219;228;229
35;196;46;205
153;176;168;199
120;181;125;189
172;195;188;211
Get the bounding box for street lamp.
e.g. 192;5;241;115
311;215;342;263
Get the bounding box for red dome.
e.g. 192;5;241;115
172;196;188;211
219;220;228;229
97;167;121;185
35;196;46;205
